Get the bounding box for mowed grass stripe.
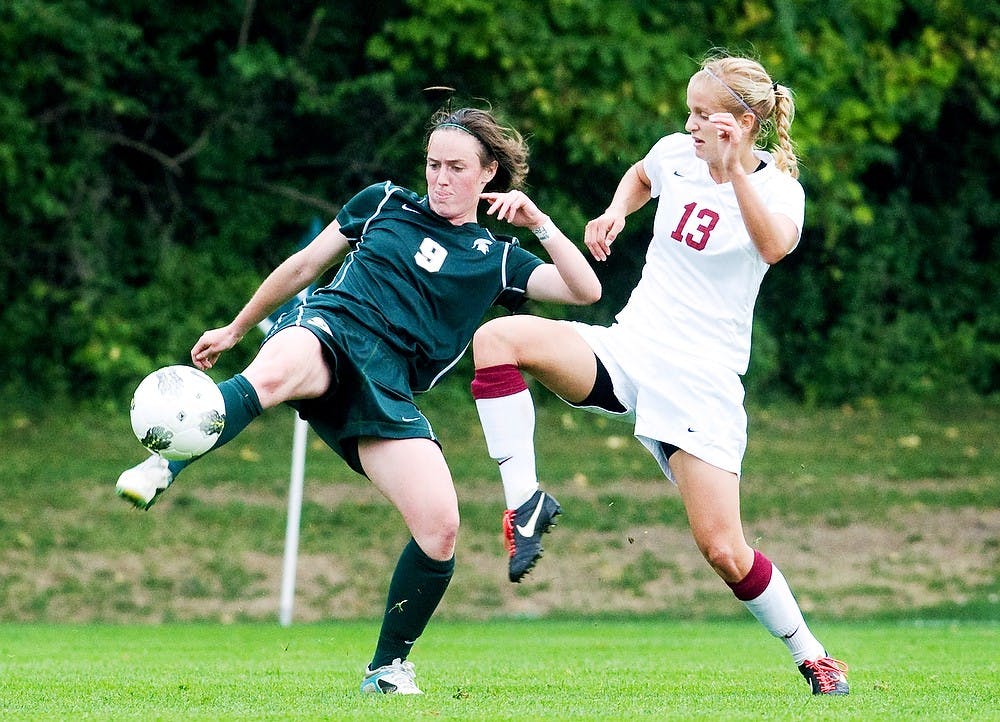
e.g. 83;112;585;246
0;620;997;720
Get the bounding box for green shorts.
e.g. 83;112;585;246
264;307;437;475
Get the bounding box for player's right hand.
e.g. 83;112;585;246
191;326;240;370
584;212;625;262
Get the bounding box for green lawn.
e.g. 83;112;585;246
0;619;996;720
0;392;998;719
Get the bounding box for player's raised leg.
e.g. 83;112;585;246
117;326;328;509
470;316;595;582
116;372;262;509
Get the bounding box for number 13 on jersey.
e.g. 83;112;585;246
671;202;719;251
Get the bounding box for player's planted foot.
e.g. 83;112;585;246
798;655;849;695
360;658;422;695
116;454;174;510
504;488;561;583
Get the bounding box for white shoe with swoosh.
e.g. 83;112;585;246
360;658;422;695
116;454;174;510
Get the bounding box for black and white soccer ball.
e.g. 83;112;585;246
129;365;225;461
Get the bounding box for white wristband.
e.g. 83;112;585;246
531;219;558;242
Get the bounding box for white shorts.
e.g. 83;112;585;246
565;321;748;483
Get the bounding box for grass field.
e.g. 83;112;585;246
0;619;997;720
0;388;998;718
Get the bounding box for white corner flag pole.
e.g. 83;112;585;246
257;310;310;627
278;412;308;627
257;310;309;628
259;216;325;627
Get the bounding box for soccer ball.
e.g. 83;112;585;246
130;365;226;461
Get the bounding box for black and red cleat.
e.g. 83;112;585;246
503;489;562;583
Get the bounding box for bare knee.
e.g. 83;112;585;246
242;366;284;402
242;361;324;408
243;330;330;405
698;539;752;583
472;317;525;367
414;513;460;561
237;364;283;408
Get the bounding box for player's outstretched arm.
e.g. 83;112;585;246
481;189;601;306
584;161;652;261
191;220;350;370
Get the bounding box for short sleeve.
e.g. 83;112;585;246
496;241;544;312
641;134;693;199
769;173;806;244
335;182;395;240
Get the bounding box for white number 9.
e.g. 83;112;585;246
414;237;447;272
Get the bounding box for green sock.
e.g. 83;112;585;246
370;538;455;670
166;374;262;478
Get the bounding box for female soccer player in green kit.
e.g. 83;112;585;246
116;106;601;695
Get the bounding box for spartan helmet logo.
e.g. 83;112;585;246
472;237;492;255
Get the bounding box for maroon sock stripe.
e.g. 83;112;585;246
727;549;773;601
470;364;527;399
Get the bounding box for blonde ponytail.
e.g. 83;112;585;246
701;54;800;178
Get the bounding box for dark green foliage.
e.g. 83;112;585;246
1;1;996;404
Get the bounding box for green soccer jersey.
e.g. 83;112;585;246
308;181;544;392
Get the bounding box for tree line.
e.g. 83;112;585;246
1;0;996;406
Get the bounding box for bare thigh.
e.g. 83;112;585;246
358;437;459;562
473;316;598;403
241;326;332;408
670;450;754;582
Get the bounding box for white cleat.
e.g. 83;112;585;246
116;454;173;510
360;658;423;695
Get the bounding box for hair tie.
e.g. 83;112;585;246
772;82;779;92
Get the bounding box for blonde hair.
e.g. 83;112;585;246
700;54;799;178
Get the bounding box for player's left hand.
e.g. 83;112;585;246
709;112;745;172
481;189;546;229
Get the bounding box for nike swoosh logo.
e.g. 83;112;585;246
687;427;698;433
497;456;513;466
782;625;800;639
516;493;546;537
673;170;683;177
402;203;421;213
401;416;421;422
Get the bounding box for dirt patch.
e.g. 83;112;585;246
4;481;996;623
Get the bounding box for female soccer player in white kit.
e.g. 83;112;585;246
470;53;850;695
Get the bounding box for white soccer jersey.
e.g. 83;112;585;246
613;133;805;375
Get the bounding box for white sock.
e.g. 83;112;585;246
474;389;539;509
741;564;826;664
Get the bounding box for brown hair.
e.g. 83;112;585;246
700;54;800;178
427;107;530;191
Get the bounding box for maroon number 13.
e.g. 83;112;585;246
670;202;719;251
